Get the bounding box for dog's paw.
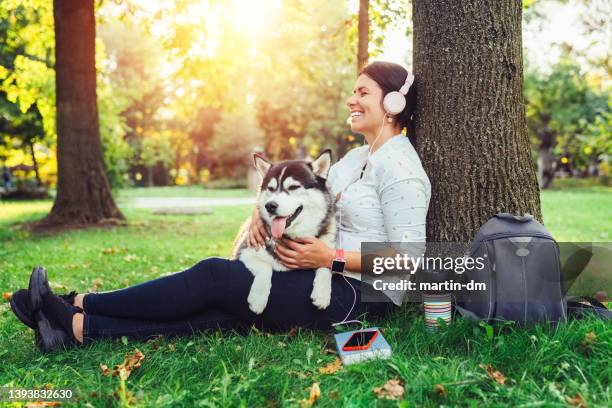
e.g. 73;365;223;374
247;290;269;314
310;281;331;310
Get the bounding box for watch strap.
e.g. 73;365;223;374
334;248;345;260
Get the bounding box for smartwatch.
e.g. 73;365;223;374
331;248;346;273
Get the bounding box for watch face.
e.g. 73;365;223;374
331;259;345;273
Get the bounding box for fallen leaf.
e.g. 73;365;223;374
434;383;446;396
147;335;163;352
286;326;299;340
479;364;506;385
566;393;587;408
2;292;12;301
582;331;596;347
318;358;342;375
300;382;321;407
100;364;112;376
101;247;122;255
90;278;103;293
100;349;145;380
25;402;61;407
373;379;405;400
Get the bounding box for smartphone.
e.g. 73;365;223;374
342;330;379;352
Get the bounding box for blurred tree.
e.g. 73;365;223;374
525;57;609;187
209;113;263;180
357;0;369;73
140;131;175;187
414;0;541;242
39;0;123;227
0;101;44;186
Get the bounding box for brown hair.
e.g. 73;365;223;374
359;61;417;146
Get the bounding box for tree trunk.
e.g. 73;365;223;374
357;0;369;73
39;0;124;228
28;140;41;187
413;0;541;242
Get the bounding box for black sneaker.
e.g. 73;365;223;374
29;266;50;311
34;309;76;353
10;289;81;330
28;265;82;311
10;289;35;329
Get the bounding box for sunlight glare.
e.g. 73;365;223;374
228;0;282;35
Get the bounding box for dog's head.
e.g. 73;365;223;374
254;150;333;239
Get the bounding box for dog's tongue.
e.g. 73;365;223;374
271;216;288;239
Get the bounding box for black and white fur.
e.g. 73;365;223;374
231;150;336;314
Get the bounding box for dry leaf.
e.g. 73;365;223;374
102;247;122;255
146;335;163;352
25;402;61;407
318;358;342;375
373;379;405;400
566;393;587;408
90;278;103;292
286;326;299;340
300;382;321;407
2;292;12;301
100;349;145;380
582;331;596;346
100;364;112;376
479;364;506;385
434;383;446;396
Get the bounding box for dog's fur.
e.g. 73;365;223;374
231;150;336;314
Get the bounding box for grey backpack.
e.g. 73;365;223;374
455;213;567;325
455;213;611;325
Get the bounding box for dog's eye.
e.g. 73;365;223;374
267;187;275;192
287;185;300;191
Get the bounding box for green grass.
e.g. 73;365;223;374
1;186;611;407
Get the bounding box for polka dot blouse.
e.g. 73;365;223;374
326;134;431;294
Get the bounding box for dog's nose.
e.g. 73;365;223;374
265;201;278;214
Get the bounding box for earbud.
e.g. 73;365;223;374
383;72;415;116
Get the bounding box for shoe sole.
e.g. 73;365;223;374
29;266;48;311
9;296;35;329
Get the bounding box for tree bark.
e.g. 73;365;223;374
39;0;123;228
413;0;541;242
357;0;369;73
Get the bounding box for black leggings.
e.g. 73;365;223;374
82;257;393;342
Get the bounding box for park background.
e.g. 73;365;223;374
1;0;611;407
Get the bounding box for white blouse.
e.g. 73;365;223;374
326;134;431;303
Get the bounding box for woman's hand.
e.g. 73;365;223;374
247;207;270;248
274;237;334;269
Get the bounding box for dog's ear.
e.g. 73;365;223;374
253;153;272;178
311;149;332;179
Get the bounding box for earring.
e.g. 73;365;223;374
387;116;393;123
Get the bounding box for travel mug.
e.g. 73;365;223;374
420;269;452;331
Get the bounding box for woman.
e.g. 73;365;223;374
10;61;431;353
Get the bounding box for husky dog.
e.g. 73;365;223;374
232;150;336;314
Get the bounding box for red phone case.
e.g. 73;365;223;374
342;330;379;352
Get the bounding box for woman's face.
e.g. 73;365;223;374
346;74;386;136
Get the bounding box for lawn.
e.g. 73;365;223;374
0;186;611;407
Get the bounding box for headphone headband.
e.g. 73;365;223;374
398;72;415;95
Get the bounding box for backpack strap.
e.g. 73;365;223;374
566;296;611;321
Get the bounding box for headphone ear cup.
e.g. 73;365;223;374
383;91;406;115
